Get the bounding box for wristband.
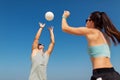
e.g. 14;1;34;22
62;16;67;19
40;27;43;28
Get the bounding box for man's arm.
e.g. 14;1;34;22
32;22;45;50
45;27;55;55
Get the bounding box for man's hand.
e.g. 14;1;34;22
39;22;46;28
48;26;54;32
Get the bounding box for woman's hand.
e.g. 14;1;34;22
39;22;46;28
62;10;70;18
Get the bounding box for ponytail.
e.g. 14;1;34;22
101;12;120;45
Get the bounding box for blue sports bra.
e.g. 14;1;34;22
88;44;110;58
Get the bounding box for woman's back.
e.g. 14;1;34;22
86;29;108;46
87;29;113;69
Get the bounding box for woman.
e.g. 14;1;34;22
62;11;120;80
29;22;55;80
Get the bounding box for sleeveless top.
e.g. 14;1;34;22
29;51;49;80
88;44;110;58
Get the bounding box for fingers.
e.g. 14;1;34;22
38;22;54;31
63;10;70;18
48;27;53;30
42;23;46;27
39;22;46;28
64;10;70;14
48;26;54;31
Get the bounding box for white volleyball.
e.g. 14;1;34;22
45;11;54;21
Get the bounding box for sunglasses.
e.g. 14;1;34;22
86;19;92;23
38;44;44;46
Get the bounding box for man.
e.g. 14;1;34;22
29;22;55;80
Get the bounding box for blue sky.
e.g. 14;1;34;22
0;0;120;80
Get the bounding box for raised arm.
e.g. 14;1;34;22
45;27;55;56
62;11;93;36
32;22;45;50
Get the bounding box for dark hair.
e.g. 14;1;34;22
38;43;44;48
38;43;43;46
90;11;120;45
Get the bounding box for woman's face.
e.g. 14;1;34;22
85;18;94;28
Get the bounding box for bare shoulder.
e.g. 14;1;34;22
82;27;98;35
86;28;100;40
31;49;39;57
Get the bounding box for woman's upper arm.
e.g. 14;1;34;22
63;27;93;36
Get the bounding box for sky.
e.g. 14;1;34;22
0;0;120;80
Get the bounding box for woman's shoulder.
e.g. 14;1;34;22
86;28;100;38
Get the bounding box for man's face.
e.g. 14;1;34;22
38;45;44;50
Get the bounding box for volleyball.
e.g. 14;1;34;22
45;11;54;21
